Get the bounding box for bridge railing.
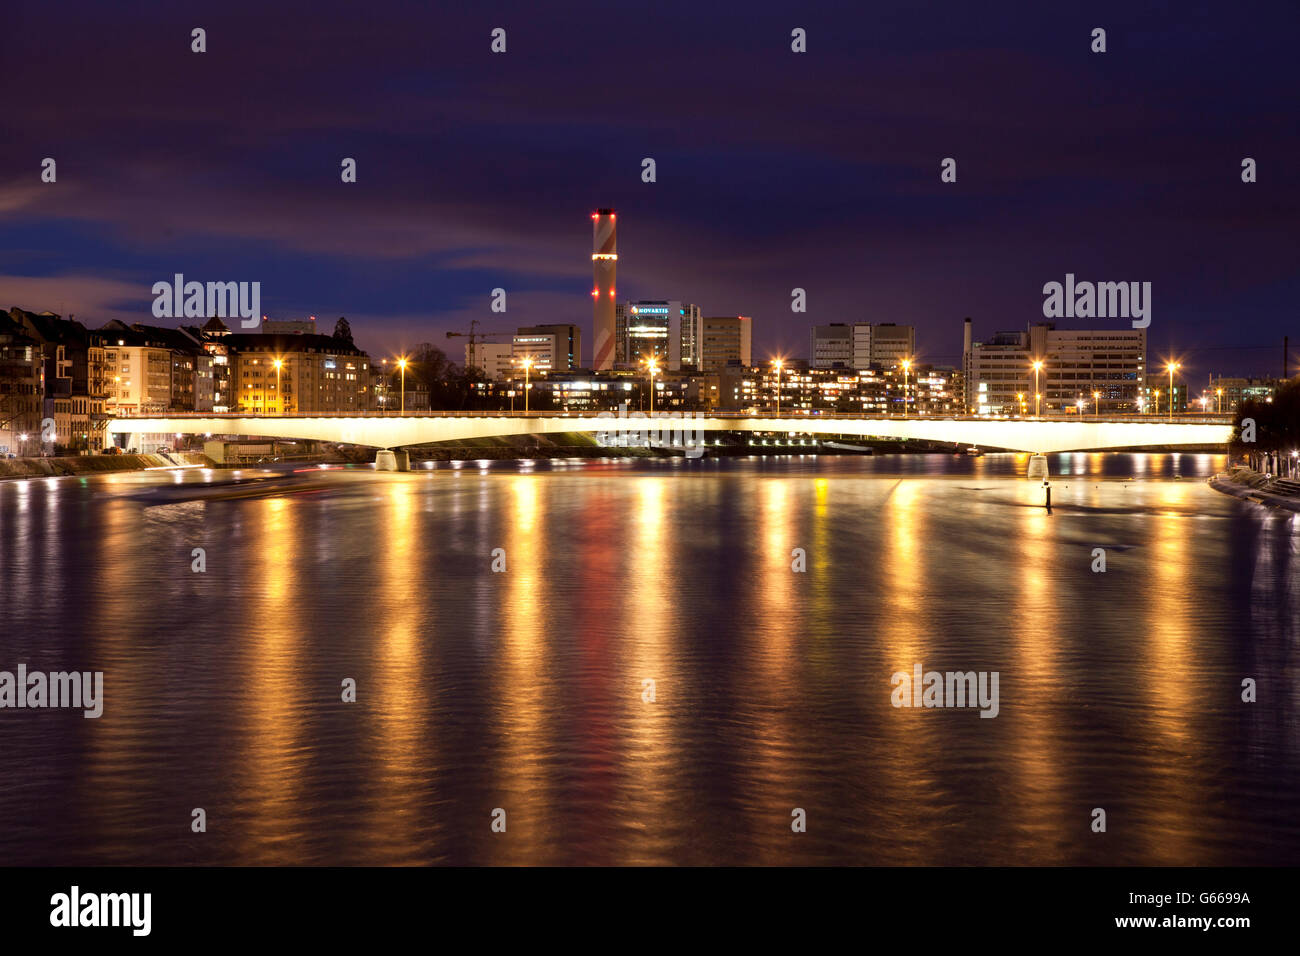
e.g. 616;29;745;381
110;410;1236;424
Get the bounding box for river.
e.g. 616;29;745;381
1;452;1296;864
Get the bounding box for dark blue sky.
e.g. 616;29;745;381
2;0;1297;377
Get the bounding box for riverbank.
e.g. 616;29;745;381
1208;466;1300;513
0;452;212;480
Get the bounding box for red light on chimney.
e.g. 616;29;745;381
591;289;598;297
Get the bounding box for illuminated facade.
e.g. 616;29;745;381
963;319;1146;414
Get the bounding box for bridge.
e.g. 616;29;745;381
106;411;1233;457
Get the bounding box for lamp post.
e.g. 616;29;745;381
1153;389;1161;417
1166;361;1179;422
772;358;784;416
273;358;283;416
646;358;659;414
901;359;912;417
1032;360;1044;416
523;357;533;414
1016;393;1024;417
1093;390;1100;417
1216;387;1223;414
397;357;407;416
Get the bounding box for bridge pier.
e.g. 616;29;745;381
1027;454;1049;480
374;449;410;472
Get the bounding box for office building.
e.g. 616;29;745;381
512;324;581;373
700;316;752;371
963;319;1146;414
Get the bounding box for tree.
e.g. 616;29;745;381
332;316;353;345
1233;378;1300;464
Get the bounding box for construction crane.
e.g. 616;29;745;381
446;319;512;372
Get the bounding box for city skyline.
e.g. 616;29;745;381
2;1;1297;377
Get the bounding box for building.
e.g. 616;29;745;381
700;316;752;372
963;319;1146;414
262;316;320;335
227;334;371;414
591;208;617;370
1208;376;1277;414
194;318;233;412
615;301;703;370
810;324;853;368
512;324;581;373
866;324;915;370
0;312;43;455
5;308;110;452
464;342;515;381
811;323;916;370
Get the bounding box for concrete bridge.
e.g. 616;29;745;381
107;412;1233;456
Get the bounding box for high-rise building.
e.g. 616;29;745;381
810;324;853;367
963;319;1146;414
591;209;617;370
512;324;581;373
811;322;915;369
464;342;514;381
700;316;752;371
865;323;915;369
616;301;701;369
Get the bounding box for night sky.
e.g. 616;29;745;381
2;0;1297;377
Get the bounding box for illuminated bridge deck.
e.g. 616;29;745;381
106;412;1235;455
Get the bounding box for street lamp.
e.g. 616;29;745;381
522;357;534;414
901;359;912;417
1016;393;1024;417
397;357;407;416
1153;389;1161;417
1215;387;1223;414
1032;360;1044;416
646;358;659;414
1165;361;1179;422
1092;390;1100;417
272;358;283;416
772;358;784;416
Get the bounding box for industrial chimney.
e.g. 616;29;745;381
591;209;617;370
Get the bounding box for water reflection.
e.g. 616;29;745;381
0;452;1296;865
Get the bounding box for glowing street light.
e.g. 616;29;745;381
397;356;408;416
646;357;659;414
1153;388;1161;416
901;358;912;418
1032;360;1044;416
1092;390;1100;417
272;357;283;416
772;358;784;416
1165;361;1180;422
522;356;534;414
1216;387;1223;415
